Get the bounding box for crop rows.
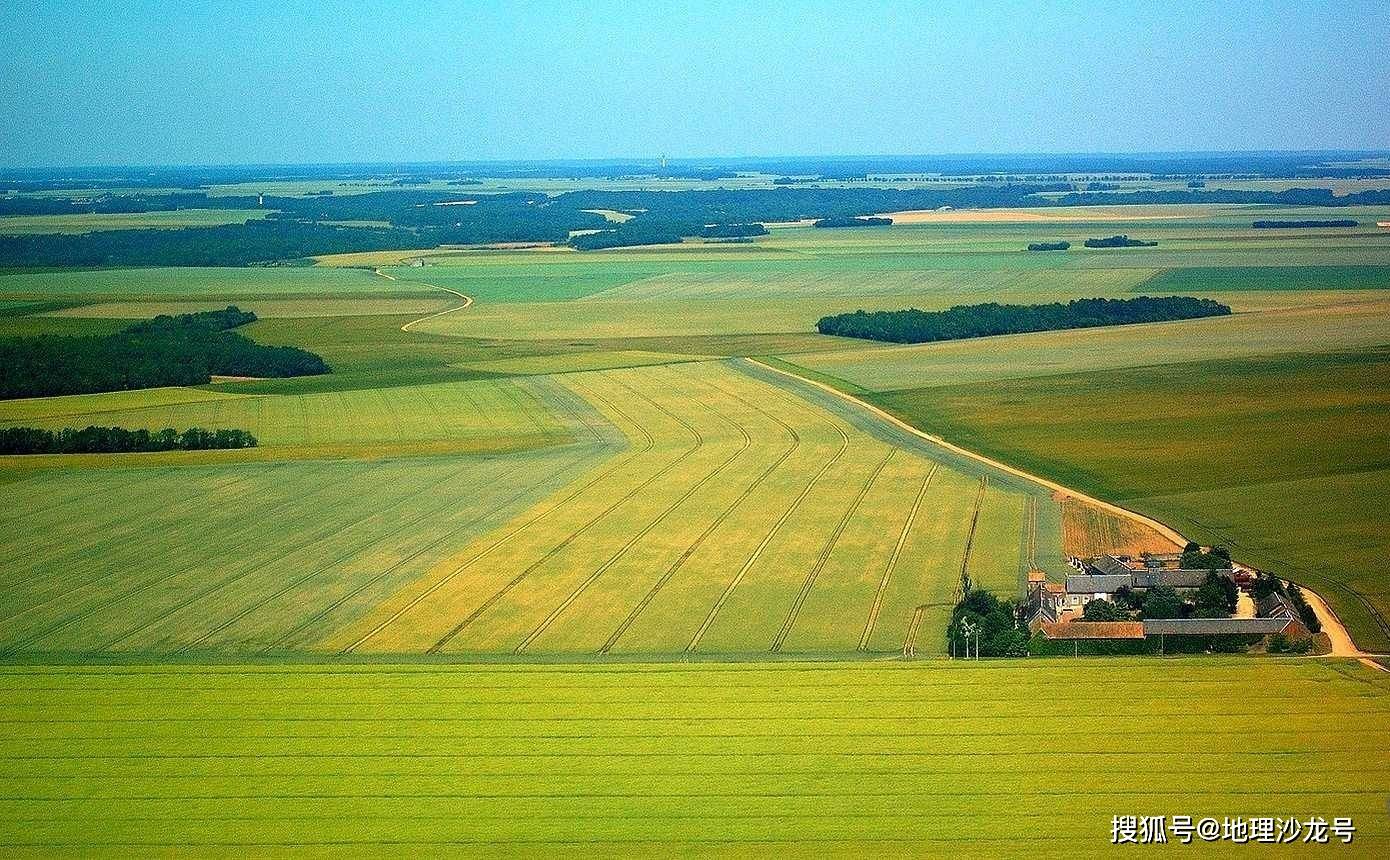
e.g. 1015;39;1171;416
0;660;1384;852
333;362;1037;656
3;360;1043;657
0;376;569;452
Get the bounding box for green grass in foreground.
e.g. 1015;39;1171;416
866;348;1390;652
0;659;1385;854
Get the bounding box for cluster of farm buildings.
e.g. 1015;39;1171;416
1026;552;1312;650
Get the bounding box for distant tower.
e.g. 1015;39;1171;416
660;154;667;170
257;193;264;207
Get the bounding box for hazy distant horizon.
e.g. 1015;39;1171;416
5;149;1390;176
2;0;1387;168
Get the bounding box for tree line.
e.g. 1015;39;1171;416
816;296;1232;344
813;216;892;228
0;425;257;455
698;223;769;238
0;306;329;399
1026;241;1070;251
1083;235;1157;248
6;181;1390;266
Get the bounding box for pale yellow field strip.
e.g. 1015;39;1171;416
44;297;454;319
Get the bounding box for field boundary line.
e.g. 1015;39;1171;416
772;449;896;653
600;379;802;654
427;374;704;654
859;464;937;652
376;268;474;333
687;409;851;653
514;380;750;653
746;357;1371;657
744;357;1188;545
340;375;647;653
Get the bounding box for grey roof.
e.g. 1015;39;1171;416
1026;600;1058;626
1257;592;1298;619
1143;618;1290;636
1066;573;1132;595
1088;555;1135;578
1161;569;1215;589
1130;568;1221;590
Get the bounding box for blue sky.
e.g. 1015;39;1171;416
1;0;1386;167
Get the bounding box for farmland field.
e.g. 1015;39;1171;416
0;209;270;234
1;198;1388;851
10;8;1390;854
0;659;1385;854
3;205;1389;655
787;343;1390;651
1;360;1059;658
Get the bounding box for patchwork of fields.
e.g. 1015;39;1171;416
0;376;573;455
0;360;1058;657
3;205;1389;654
1;200;1389;852
1;660;1386;853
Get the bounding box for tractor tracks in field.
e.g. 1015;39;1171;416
427;375;706;654
341;375;658;654
959;477;989;588
598;381;804;655
748;357;1370;660
374;268;474;333
859;464;937;652
264;385;612;653
515;388;752;654
0;461;353;655
687;407;851;653
771;449;896;653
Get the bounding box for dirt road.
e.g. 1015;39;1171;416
374;268;474;332
748;357;1364;658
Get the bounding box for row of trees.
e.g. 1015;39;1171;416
816;296;1232;344
1026;241;1070;251
813;216;892;228
1083;235;1157;248
0;306;329;399
0;425;257;455
698;223;769;238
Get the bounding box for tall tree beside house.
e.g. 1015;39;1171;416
946;589;1027;657
1193;572;1238;617
1141;584;1184;620
1083;598;1127;622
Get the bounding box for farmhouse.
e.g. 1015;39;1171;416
1052;554;1225;613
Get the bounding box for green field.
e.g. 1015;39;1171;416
0;659;1385;854
0;265;408;298
0;209;271;235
